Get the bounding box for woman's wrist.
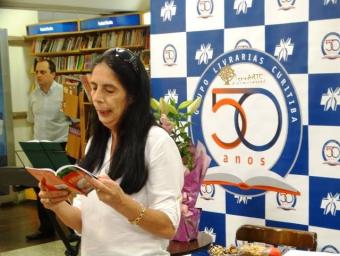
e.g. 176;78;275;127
50;201;67;213
114;193;147;225
128;203;146;225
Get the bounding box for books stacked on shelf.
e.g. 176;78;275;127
32;28;149;56
32;36;83;54
83;53;98;71
80;28;147;50
49;55;85;72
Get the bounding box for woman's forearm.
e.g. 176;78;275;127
52;201;82;234
115;194;176;239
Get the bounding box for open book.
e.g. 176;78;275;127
25;165;97;195
203;166;300;195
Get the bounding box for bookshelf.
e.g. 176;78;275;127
26;15;150;159
27;25;150;75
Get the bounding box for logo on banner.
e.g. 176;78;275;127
277;0;296;10
235;39;252;49
203;227;216;242
163;44;177;66
197;0;214;18
235;195;252;204
164;89;179;103
274;38;294;62
320;87;340;111
321;32;340;59
276;192;297;210
324;0;338;5
195;44;214;65
191;48;302;197
160;1;177;22
321;245;339;254
200;184;216;200
320;192;340;216
234;0;253;14
322;140;340;166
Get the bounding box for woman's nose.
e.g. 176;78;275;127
92;89;104;103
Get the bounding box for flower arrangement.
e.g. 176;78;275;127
151;95;212;242
150;96;202;170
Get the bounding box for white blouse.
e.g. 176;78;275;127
73;126;184;256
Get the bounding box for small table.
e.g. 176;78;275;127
167;231;213;256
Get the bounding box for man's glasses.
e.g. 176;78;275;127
104;47;139;74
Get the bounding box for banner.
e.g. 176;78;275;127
150;0;340;253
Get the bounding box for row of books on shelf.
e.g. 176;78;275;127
32;28;149;54
47;53;98;72
33;36;82;54
42;48;147;73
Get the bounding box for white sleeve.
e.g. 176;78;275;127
145;128;184;229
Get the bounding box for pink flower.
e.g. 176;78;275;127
160;114;174;133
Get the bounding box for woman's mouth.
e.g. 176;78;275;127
97;110;111;117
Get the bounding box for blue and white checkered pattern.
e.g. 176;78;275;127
150;0;340;254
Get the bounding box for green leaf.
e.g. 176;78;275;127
188;97;202;114
168;104;178;115
159;98;169;115
150;98;160;111
178;100;193;110
153;113;160;120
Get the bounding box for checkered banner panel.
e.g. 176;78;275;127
150;0;340;253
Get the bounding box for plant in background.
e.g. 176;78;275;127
151;95;211;242
150;96;202;170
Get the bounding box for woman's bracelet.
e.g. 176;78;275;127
129;204;146;225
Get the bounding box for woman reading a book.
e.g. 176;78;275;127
38;48;184;256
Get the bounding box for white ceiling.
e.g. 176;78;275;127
0;0;150;15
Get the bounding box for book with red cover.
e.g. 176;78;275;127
25;165;97;195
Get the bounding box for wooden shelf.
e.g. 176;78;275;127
56;70;91;75
34;50;81;57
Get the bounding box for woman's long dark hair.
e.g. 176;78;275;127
80;48;155;194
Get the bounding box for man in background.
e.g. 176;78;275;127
26;59;71;240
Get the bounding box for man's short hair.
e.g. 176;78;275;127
34;58;56;73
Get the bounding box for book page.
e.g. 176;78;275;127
25;167;81;194
204;166;299;195
56;165;96;195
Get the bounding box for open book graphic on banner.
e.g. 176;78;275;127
25;165;97;195
203;166;300;196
